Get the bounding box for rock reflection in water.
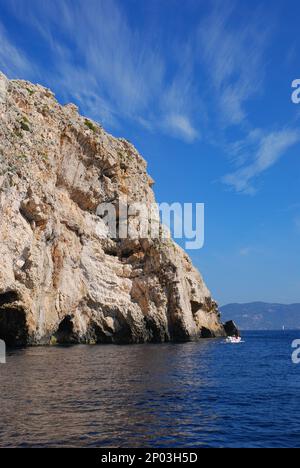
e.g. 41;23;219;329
1;332;298;448
0;341;215;447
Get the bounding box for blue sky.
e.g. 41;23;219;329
0;0;299;305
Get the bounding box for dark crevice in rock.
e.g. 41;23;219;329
0;291;19;306
144;316;169;343
101;241;118;257
100;167;116;179
201;327;214;338
0;292;28;346
86;321;113;344
54;315;78;344
114;320;134;344
169;323;191;342
19;205;33;225
121;249;135;260
190;300;203;315
105;249;118;257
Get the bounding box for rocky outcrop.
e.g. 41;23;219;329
0;72;226;346
224;321;240;337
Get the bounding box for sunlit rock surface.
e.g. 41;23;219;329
0;72;226;345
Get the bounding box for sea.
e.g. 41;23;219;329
0;330;299;448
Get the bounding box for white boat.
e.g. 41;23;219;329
226;336;242;344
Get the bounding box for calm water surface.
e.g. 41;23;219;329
0;331;299;448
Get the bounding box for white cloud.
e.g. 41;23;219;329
5;0;199;141
222;129;300;193
197;3;270;126
163;113;199;142
1;0;298;192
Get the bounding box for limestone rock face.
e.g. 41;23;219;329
0;72;226;346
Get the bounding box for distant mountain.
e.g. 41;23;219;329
220;302;300;330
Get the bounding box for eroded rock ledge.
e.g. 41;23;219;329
0;72;226;346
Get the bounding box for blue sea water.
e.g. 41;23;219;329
0;331;299;448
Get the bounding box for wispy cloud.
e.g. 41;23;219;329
0;0;299;193
163;114;199;143
222;129;300;194
5;0;199;141
0;1;273;138
197;2;270;126
194;1;299;195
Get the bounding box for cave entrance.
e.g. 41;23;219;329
55;315;78;344
0;292;28;347
201;327;213;338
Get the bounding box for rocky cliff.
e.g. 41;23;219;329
0;72;226;346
